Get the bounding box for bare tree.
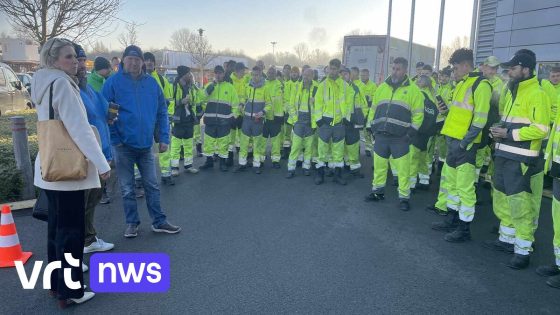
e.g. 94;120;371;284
0;0;121;45
169;28;192;52
293;43;310;64
440;36;470;67
118;22;140;49
89;41;109;54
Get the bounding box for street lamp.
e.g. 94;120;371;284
198;28;205;87
270;41;277;64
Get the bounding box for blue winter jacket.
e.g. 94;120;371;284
102;69;170;149
80;84;113;161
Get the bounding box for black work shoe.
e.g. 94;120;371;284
392;176;399;186
547;275;560;289
444;221;471;243
272;162;281;169
220;158;228;172
425;205;448;216
364;192;385;202
483;239;514;253
507;254;530;270
199;157;214;170
399;200;410;211
161;176;175;186
254;167;262;174
303;169;311;176
431;210;459;232
286;171;295;179
226;151;234;167
314;167;325;185
536;265;560;277
234;165;247;173
333;167;347;185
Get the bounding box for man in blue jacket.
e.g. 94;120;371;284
103;45;181;238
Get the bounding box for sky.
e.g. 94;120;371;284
0;0;475;57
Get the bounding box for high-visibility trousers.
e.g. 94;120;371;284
203;124;231;159
263;117;283;163
475;145;492;178
434;134;447;162
492;156;542;255
362;127;374;152
194;124;202;145
288;123;315;171
344;125;361;171
283;114;292;148
158;150;171;177
170;136;194;168
372;133;410;200
239;117;265;167
552;178;560;267
317;124;345;168
438;137;478;222
410;144;430;189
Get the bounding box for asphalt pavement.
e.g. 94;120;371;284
1;153;559;314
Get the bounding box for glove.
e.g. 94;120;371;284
205;83;215;95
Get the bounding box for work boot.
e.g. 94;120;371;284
220;158;228;172
161;176;175;186
286;170;295;179
303;169;311;176
431;210;459;232
234;165;247;173
199;157;214;170
483;239;514;253
547;275;560;289
507;254;530;270
314;167;325;185
272;162;281;169
350;169;364;178
444;220;471;243
196;143;203;157
392;176;398;186
226;151;234;167
536;265;560;277
333;167;347;185
425;204;448;216
326;168;334;177
364;192;384;202
399;199;410;211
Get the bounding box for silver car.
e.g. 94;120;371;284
0;62;32;116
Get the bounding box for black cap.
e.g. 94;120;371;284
123;45;143;60
94;57;111;71
416;61;425;68
143;52;156;62
214;65;225;73
235;62;247;71
339;67;350;73
501;53;536;69
73;43;86;59
177;65;190;78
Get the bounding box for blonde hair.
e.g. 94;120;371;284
39;38;74;68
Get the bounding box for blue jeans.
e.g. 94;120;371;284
113;145;167;227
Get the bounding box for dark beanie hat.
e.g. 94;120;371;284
72;43;86;59
122;45;143;60
94;57;111;71
143;52;156;62
177;65;190;78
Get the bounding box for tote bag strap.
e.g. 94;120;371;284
48;80;58;120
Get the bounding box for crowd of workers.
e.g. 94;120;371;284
32;38;560;306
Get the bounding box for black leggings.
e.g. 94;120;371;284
45;189;85;300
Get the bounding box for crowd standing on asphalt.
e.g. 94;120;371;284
31;38;560;307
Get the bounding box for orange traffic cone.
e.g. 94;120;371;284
0;205;32;267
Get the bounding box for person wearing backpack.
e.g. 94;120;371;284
431;48;491;243
410;75;439;191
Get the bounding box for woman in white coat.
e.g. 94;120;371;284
32;38;111;307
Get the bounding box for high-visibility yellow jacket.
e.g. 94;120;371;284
231;73;250;102
496;76;550;163
284;79;300;114
542;79;559;124
265;79;284;120
356;79;377;120
315;76;352;126
347;81;368;128
367;75;424;137
150;70;174;114
545;93;560;173
243;81;272;119
441;72;491;144
202;81;240;125
288;81;319;128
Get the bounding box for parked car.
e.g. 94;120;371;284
0;62;32;116
17;73;33;94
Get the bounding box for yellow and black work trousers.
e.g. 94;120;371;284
371;133;410;200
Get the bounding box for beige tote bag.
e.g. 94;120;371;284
37;81;88;182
